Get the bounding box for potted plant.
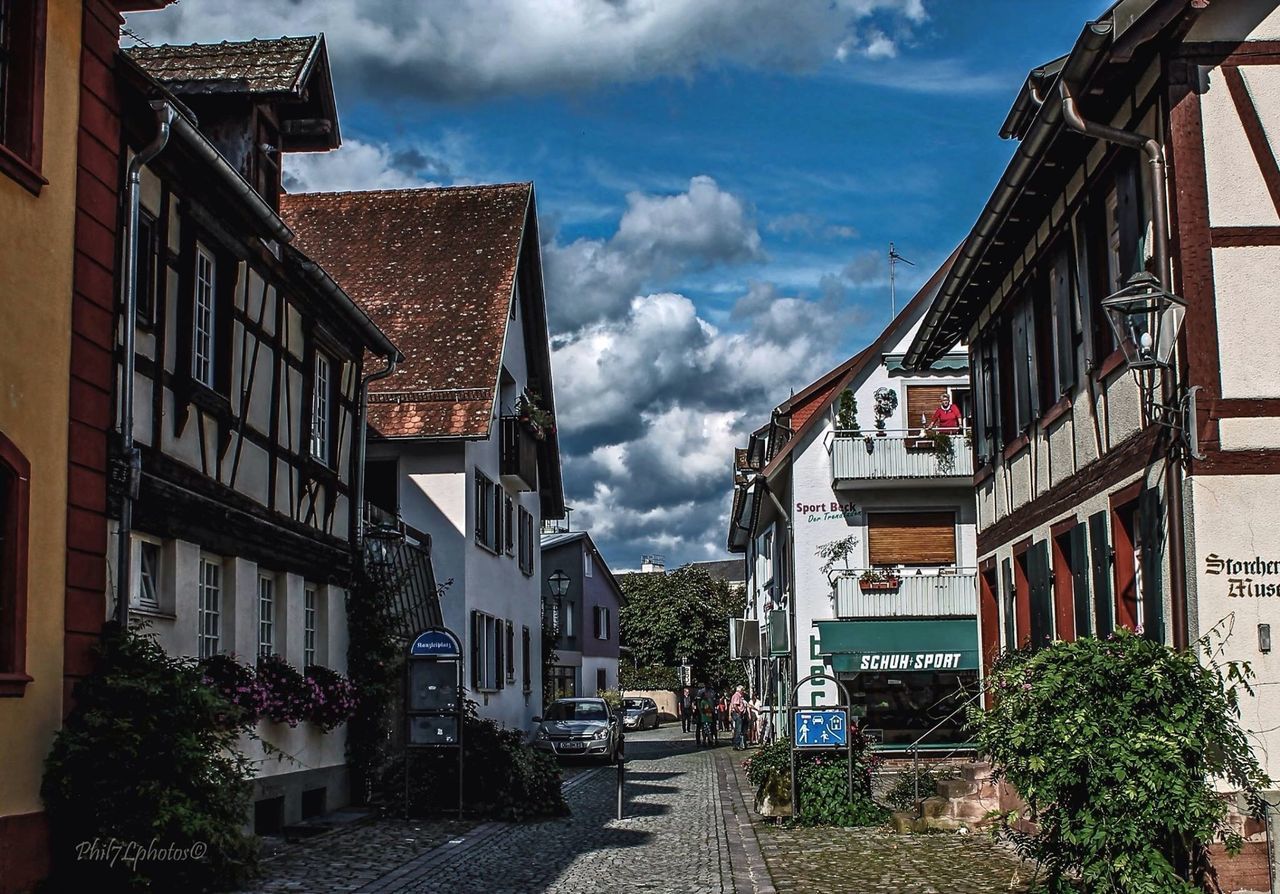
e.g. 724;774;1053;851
924;429;957;474
836;389;862;436
872;387;898;436
515;389;556;441
817;534;860;585
858;568;901;593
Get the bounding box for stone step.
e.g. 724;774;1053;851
935;777;973;799
960;761;993;784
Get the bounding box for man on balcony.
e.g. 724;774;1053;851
927;393;963;434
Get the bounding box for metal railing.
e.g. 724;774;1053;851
831;429;973;481
363;506;443;637
834;570;978;618
890;682;991;803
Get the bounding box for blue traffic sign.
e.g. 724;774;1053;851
409;628;462;658
793;708;848;748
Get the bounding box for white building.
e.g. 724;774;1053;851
284;184;566;732
729;258;980;749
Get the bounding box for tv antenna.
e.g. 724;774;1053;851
888;242;914;317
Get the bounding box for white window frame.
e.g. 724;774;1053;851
475;472;500;553
311;352;332;463
304;585;318;668
192;245;216;388
584;549;594;578
257;574;276;657
197;555;222;659
132;535;162;611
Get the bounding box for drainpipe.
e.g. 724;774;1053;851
353;354;397;549
1060;80;1187;651
115;102;176;629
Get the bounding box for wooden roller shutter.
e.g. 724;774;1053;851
905;386;948;432
867;512;956;566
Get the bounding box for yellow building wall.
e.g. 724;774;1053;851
0;0;84;823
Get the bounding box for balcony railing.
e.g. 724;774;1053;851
831;429;973;484
500;416;538;491
833;570;977;619
363;506;443;636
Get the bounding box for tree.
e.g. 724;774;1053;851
618;565;747;690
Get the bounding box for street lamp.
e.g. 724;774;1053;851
548;569;571;598
1101;272;1186;372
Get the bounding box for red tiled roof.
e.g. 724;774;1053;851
125;36;321;96
281;185;533;438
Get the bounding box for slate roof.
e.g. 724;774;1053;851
281;184;533;439
687;559;745;585
125;36;322;96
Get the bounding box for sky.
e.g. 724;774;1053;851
127;0;1107;573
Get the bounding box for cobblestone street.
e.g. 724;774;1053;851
245;726;1035;893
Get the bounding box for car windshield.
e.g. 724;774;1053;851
545;701;607;722
624;699;645;710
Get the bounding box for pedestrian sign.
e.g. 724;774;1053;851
793;708;848;749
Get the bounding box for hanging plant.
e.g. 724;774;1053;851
926;429;957;474
304;665;360;732
515;389;555;440
200;653;268;725
257;654;312;727
872;387;898;435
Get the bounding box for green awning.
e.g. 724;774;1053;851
815;618;979;673
884;353;969;373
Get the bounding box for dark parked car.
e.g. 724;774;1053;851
622;697;659;730
531;698;622;762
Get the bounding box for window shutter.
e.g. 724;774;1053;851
1052;247;1075;395
1089;511;1113;636
867;512;956;566
494;624;504;690
1070;523;1092;637
1116;158;1143;283
906;385;948;432
1140;488;1164;643
1071;210;1096;372
470;611;482;687
1028;540;1053;649
1001;558;1016;652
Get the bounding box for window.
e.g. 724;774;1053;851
564;601;574;639
475;472;499;552
504;496;515;556
136;210;160;325
867;512;956;566
906;385;947;434
311;352;331;463
1009;296;1038;433
192;245;216;388
972;332;1001;463
505;621;515;683
0;0;46;191
494;617;505;691
494;484;504;555
1052;523;1091;642
1111;493;1142;633
584;549;594;578
0;432;30;691
304;585;318;667
257;574;275;657
521;625;531;692
518;506;534;575
134;538;161;610
547;665;576;700
1048;244;1078;398
198;556;222;659
593;606;611;641
470;610;502;691
596;668;607;695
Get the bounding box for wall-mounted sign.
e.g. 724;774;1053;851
1204;554;1280;598
857;652;967;671
410;628;462;658
796;500;860;524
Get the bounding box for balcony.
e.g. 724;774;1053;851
833;570;977;619
500;416;538;491
831;429;973;486
363;508;443;636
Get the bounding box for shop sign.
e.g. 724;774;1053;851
796;499;860;524
1205;554;1280;598
858;652;966;671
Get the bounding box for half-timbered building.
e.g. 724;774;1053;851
904;1;1280;887
283;184;566;733
112;37;399;831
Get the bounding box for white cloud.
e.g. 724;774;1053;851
126;0;932;100
282;139;443;194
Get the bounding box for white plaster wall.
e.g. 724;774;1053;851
1211;246;1280;399
1201;66;1280;229
1220;418;1280;451
1187;0;1280;42
581;656;617;695
1185;474;1280;782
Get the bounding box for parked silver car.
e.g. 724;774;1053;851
531;698;622;762
622;697;659;730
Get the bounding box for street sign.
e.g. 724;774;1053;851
793;708;848;749
410;628;462;658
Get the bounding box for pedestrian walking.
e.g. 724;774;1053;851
717;694;730;732
746;696;761;746
729;685;748;750
679;686;694;733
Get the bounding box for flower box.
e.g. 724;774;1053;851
858;577;901;593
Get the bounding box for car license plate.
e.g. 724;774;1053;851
559;740;586;751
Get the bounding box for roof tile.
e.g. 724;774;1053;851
125;36;319;95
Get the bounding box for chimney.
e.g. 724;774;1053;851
640;554;666;574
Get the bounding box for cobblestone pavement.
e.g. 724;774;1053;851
723;752;1035;894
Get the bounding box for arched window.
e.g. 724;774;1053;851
0;431;30;695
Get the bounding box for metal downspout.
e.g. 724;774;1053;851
1060;80;1188;651
115;102;176;629
354;354;397;549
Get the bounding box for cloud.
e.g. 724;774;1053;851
281;138;444;194
542;176;763;330
126;0;932;101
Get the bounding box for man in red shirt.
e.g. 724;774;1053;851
929;393;964;433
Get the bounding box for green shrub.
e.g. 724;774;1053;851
405;699;567;821
970;629;1269;893
42;625;258;891
744;732;886;827
619;664;680;692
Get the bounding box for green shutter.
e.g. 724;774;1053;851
1002;557;1016;651
1029;540;1053;649
1140;488;1165;643
1090;511;1113;637
1070;523;1092;637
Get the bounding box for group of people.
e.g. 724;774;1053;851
677;685;772;751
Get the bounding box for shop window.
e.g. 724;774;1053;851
867;512;956;567
0;0;47;192
844;670;978;747
0;432;30;694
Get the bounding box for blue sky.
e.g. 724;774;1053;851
129;1;1108;572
